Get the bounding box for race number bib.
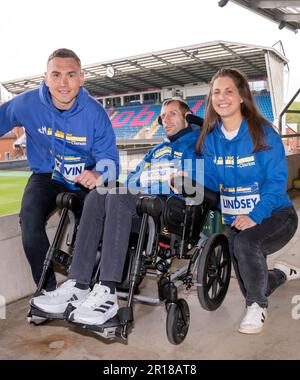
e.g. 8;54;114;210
52;155;86;189
140;161;178;188
220;183;260;224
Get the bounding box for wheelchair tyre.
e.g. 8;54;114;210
166;299;190;345
197;233;231;311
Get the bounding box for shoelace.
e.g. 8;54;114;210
81;284;108;308
47;280;76;297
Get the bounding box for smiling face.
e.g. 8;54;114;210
211;76;243;122
160;101;188;136
45;57;84;110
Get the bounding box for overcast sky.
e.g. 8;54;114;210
0;0;299;99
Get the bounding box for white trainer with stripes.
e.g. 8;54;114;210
69;283;118;325
30;279;90;314
238;302;267;334
274;261;300;282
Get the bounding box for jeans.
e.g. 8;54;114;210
68;189;142;284
19;173;87;290
226;206;298;308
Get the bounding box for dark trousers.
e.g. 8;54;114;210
226;206;298;308
68;189;142;284
19;173;87;290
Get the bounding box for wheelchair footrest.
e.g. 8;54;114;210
29;305;65;321
67;307;133;343
69;315;124;340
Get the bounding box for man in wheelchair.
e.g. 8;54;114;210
30;98;205;330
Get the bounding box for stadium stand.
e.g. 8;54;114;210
106;94;274;139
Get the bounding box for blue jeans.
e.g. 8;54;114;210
226;206;298;308
19;173;87;290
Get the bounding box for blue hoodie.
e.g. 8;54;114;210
0;82;119;189
202;119;291;224
126;125;199;195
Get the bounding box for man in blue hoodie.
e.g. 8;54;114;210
30;98;202;326
0;48;119;291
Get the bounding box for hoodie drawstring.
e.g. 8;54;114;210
60;116;67;174
51;113;56;169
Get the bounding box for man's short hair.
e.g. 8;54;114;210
162;97;191;115
47;48;81;68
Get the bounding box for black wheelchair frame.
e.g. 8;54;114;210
28;187;231;345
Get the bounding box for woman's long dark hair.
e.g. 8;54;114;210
196;68;272;155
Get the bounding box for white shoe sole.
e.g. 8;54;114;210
238;325;264;334
71;305;119;326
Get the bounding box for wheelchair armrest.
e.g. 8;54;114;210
136;195;165;218
56;192;83;211
171;176;219;209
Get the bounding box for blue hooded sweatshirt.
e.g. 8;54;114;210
202;119;291;224
126;125;200;195
0;82;119;189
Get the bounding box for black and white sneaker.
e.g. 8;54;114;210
274;261;300;282
68;283;118;325
30;279;90;314
238;302;267;334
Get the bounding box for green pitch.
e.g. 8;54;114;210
0;171;31;216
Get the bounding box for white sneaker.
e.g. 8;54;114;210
69;283;118;325
30;279;90;314
238;302;267;334
274;261;300;282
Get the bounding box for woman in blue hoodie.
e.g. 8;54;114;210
196;68;299;334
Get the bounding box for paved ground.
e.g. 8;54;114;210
1;191;300;360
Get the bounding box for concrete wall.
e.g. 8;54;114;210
1;153;300;305
0;212;66;304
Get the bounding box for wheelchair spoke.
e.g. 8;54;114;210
215;246;222;266
219;258;229;269
206;274;215;291
217;276;225;288
211;278;218;298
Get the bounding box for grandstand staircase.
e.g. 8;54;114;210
133;119;160;139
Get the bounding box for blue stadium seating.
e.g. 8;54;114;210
107;94;273;140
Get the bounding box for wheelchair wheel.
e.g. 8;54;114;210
197;233;231;311
166;299;190;345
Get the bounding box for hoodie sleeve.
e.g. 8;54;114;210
248;128;289;224
202;152;219;193
92;110;120;182
0;98;20;136
125;148;153;187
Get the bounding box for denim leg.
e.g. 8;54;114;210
68;189;107;284
227;206;298;308
99;193;141;283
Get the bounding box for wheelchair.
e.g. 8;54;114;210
28;183;231;345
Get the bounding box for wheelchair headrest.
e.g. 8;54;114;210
158;113;203;127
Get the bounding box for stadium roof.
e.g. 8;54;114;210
1;40;288;98
222;1;300;33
